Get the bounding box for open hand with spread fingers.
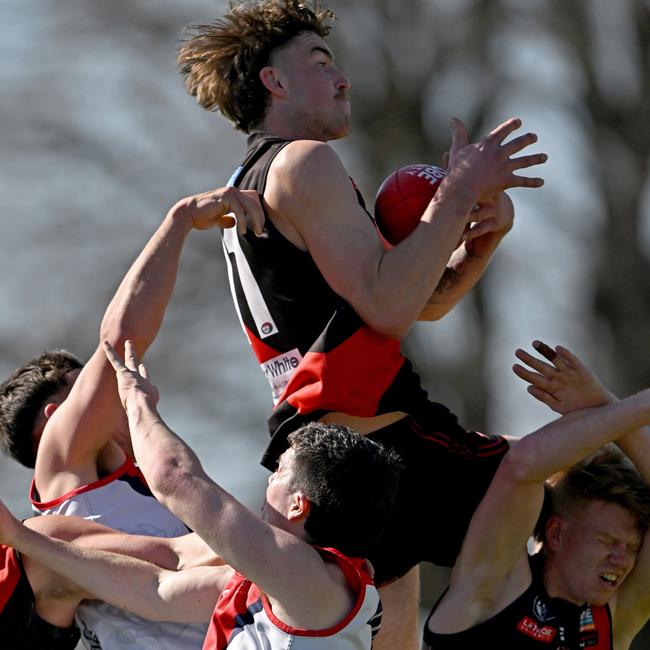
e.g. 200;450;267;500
447;117;547;200
103;340;160;413
512;340;612;414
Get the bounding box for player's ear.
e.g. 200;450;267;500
288;491;311;521
259;66;286;97
545;515;563;551
43;403;59;420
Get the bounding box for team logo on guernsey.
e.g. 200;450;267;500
516;616;557;643
533;596;555;623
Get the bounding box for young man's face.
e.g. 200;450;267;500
550;499;642;605
261;447;298;527
270;31;351;141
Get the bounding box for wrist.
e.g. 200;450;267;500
436;173;481;219
126;394;159;428
166;199;197;234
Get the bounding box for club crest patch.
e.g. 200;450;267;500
533;596;555;623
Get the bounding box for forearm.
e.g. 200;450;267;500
26;515;182;570
515;389;650;483
419;229;506;320
126;395;209;524
100;204;194;354
12;523;177;621
364;176;479;336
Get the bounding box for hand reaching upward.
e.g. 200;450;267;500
513;340;612;415
103;340;160;413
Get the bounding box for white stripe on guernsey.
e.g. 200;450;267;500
222;165;278;341
222;236;252;345
222;227;278;340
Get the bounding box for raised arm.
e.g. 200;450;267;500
0;502;224;624
265;118;545;339
513;341;650;481
36;188;263;498
430;379;650;633
513;341;650;643
419;192;514;320
103;340;356;630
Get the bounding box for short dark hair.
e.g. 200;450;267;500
535;446;650;547
0;350;82;468
287;422;402;558
177;0;335;132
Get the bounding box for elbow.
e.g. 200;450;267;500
500;440;544;485
99;312;129;349
370;319;411;340
146;454;198;514
353;298;413;339
365;316;411;340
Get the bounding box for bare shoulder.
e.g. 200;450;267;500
267;140;358;213
275;139;347;177
265;545;360;631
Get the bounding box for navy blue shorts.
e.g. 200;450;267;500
366;403;508;585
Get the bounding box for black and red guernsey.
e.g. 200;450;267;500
423;555;613;649
223;133;434;469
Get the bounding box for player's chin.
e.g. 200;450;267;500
326;117;350;140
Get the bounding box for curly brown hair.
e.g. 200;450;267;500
177;1;335;133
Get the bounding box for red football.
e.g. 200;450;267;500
374;164;446;245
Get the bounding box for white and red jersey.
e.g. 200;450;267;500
31;457;208;649
203;547;381;649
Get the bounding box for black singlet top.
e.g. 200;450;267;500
223;132;435;468
423;555;612;650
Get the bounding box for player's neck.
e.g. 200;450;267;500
255;113;330;143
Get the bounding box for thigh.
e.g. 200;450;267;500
367;409;508;584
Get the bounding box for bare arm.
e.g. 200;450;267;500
430;386;650;632
24;514;222;570
513;341;650;482
265;118;545;339
1;504;224;623
104;341;354;630
419;193;514;320
513;342;650;640
36;188;263;498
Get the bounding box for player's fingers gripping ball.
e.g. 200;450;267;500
374;164;446;245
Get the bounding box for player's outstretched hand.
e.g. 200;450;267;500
103;340;160;412
513;340;611;415
448;117;547;200
174;187;265;236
